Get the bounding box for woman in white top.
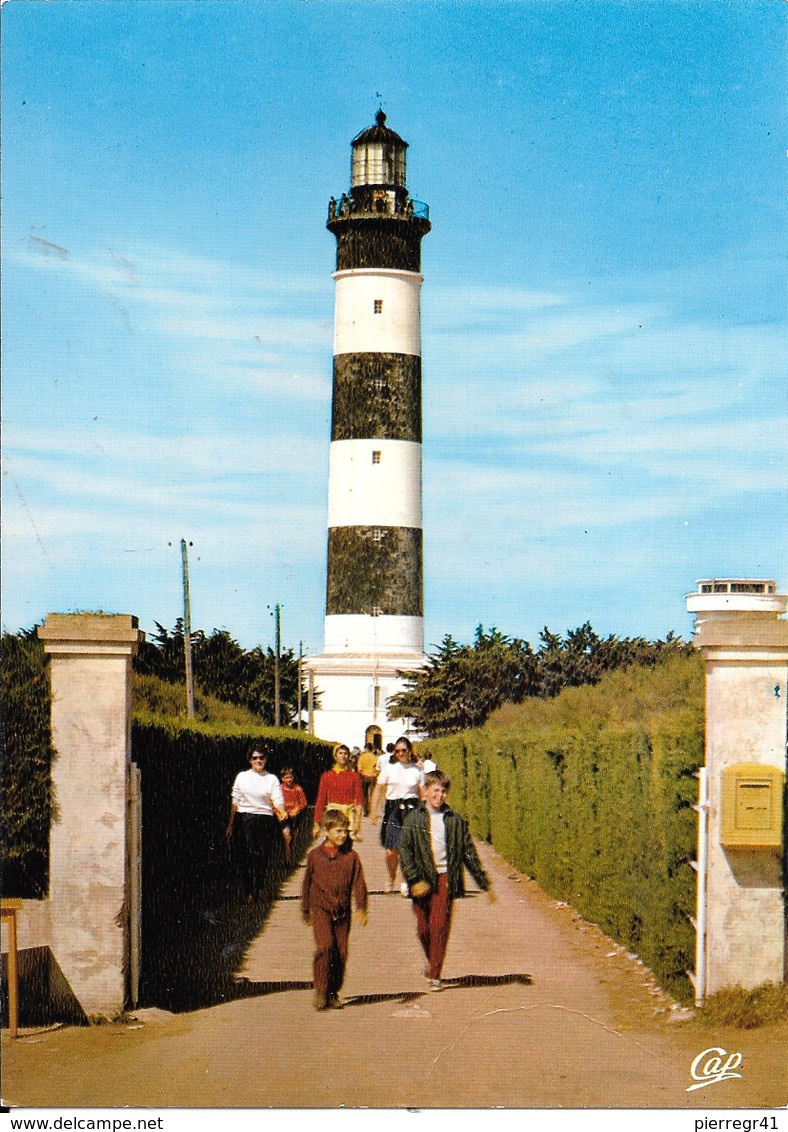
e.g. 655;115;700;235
371;737;424;891
226;744;290;901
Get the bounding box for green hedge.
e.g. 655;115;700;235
429;653;705;1001
1;631;55;899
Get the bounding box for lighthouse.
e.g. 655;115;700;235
306;112;430;749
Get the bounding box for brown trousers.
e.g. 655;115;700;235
412;872;453;979
311;907;351;1002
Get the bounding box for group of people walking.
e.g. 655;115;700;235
228;737;495;1012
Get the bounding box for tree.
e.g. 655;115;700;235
387;626;540;736
388;621;692;737
536;622;690;699
134;621;310;727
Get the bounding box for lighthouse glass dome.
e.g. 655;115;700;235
351;111;407;188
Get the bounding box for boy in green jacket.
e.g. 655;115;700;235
400;770;496;991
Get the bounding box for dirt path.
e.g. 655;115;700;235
3;813;786;1110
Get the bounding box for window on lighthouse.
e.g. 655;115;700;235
374;299;383;314
372;450;381;465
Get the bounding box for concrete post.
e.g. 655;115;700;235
38;613;143;1017
686;580;788;995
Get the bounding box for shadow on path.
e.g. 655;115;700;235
156;972;537;1012
341;973;534;1009
138;816;313;1014
441;972;533;990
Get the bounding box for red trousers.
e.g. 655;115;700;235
412;873;453;979
311;908;350;1001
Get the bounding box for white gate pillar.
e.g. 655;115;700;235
38;613;143;1017
686;580;788;996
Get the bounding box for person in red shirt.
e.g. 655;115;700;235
302;809;368;1010
280;767;307;819
279;766;308;859
313;743;363;841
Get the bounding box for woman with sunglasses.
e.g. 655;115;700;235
370;736;424;892
226;744;291;901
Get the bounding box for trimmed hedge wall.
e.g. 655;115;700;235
1;631;55;899
429;653;705;1002
131;720;333;1011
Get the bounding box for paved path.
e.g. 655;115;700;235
3;812;786;1110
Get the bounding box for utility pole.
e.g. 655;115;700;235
297;640;304;729
268;603;281;727
180;539;195;719
308;668;315;734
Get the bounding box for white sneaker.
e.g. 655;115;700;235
430;979;443;992
400;882;410;897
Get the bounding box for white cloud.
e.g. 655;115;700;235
6;425;326;473
5;241;785;648
13;239;333;403
158;314;328;347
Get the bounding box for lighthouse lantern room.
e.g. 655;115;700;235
306;113;430;749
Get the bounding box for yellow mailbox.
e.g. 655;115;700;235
720;763;784;849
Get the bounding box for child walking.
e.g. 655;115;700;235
400;769;496;991
279;766;308;861
302;809;368;1010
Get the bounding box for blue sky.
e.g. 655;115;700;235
3;0;786;659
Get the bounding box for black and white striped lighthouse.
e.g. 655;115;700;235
307;112;430;747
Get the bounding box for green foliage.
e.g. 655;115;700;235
134;620;311;726
429;652;705;1001
1;629;56;898
388;627;541;734
132;672;269;729
694;982;788;1029
389;622;693;737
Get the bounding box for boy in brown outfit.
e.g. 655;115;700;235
302;809;368;1010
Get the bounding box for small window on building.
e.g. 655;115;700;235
371;605;383;617
372;450;381;465
374;299;383;314
371;528;384;542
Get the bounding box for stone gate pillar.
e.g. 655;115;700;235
686;580;788;996
38;613;143;1017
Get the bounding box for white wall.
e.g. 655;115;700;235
333;269;423;356
687;589;788;995
328;439;422;528
307;665;422;749
34;613;143;1018
324;614;423;654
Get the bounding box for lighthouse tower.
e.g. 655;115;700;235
306;112;430;749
